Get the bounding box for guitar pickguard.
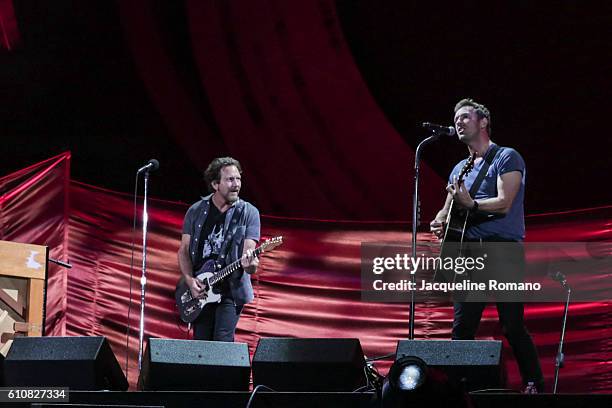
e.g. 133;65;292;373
195;271;222;305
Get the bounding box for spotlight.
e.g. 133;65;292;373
381;355;471;408
385;356;428;393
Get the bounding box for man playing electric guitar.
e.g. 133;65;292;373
429;98;544;393
177;157;260;341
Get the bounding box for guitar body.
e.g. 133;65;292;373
434;202;471;283
175;236;283;324
443;202;470;243
175;260;222;323
433;154;476;283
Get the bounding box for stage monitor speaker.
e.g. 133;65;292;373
252;337;366;391
396;340;503;391
138;339;250;391
3;336;128;390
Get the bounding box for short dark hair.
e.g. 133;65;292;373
454;98;491;134
203;157;242;192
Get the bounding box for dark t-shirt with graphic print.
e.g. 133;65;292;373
182;195;261;305
195;203;230;295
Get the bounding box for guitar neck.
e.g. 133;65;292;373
209;245;266;285
445;199;455;223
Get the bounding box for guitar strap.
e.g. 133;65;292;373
216;200;245;269
468;144;501;198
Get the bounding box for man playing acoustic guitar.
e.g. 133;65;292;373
178;157;260;341
430;98;544;393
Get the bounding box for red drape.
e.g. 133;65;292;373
0;0;20;51
0;152;69;336
2;155;610;391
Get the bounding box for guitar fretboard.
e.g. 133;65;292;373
209;245;267;285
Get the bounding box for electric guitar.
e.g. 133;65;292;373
433;154;476;282
175;236;283;323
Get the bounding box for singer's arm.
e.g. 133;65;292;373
453;171;521;214
240;239;259;274
178;233;204;297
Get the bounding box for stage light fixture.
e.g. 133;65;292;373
386;356;428;393
380;354;472;408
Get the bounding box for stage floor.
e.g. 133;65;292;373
3;391;611;408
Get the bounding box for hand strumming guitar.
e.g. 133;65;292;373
430;219;445;239
187;275;206;299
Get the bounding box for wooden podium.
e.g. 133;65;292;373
0;240;48;354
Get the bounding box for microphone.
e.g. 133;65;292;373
422;122;456;136
137;159;160;173
549;271;568;287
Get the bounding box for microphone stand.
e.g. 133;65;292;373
410;131;444;339
43;256;72;337
553;274;571;394
137;169;151;372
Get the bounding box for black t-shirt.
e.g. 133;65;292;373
196;203;227;268
195;203;231;294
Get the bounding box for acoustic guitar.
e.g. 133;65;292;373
433;154;476;282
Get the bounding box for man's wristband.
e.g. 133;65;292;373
471;200;479;212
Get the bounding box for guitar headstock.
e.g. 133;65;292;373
259;236;283;253
458;153;476;183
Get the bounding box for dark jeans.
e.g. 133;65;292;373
452;239;544;391
453;301;544;391
193;297;243;342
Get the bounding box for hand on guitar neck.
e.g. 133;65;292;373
446;174;477;210
240;247;259;274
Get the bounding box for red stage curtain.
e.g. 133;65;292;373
0;152;70;336
2;156;611;392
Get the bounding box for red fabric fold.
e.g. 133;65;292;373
0;152;70;336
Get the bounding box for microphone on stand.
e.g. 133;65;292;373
133;158;159;373
549;270;571;393
549;270;567;287
137;159;160;174
422;122;456;136
409;120;456;339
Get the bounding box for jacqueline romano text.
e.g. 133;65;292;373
372;279;542;292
